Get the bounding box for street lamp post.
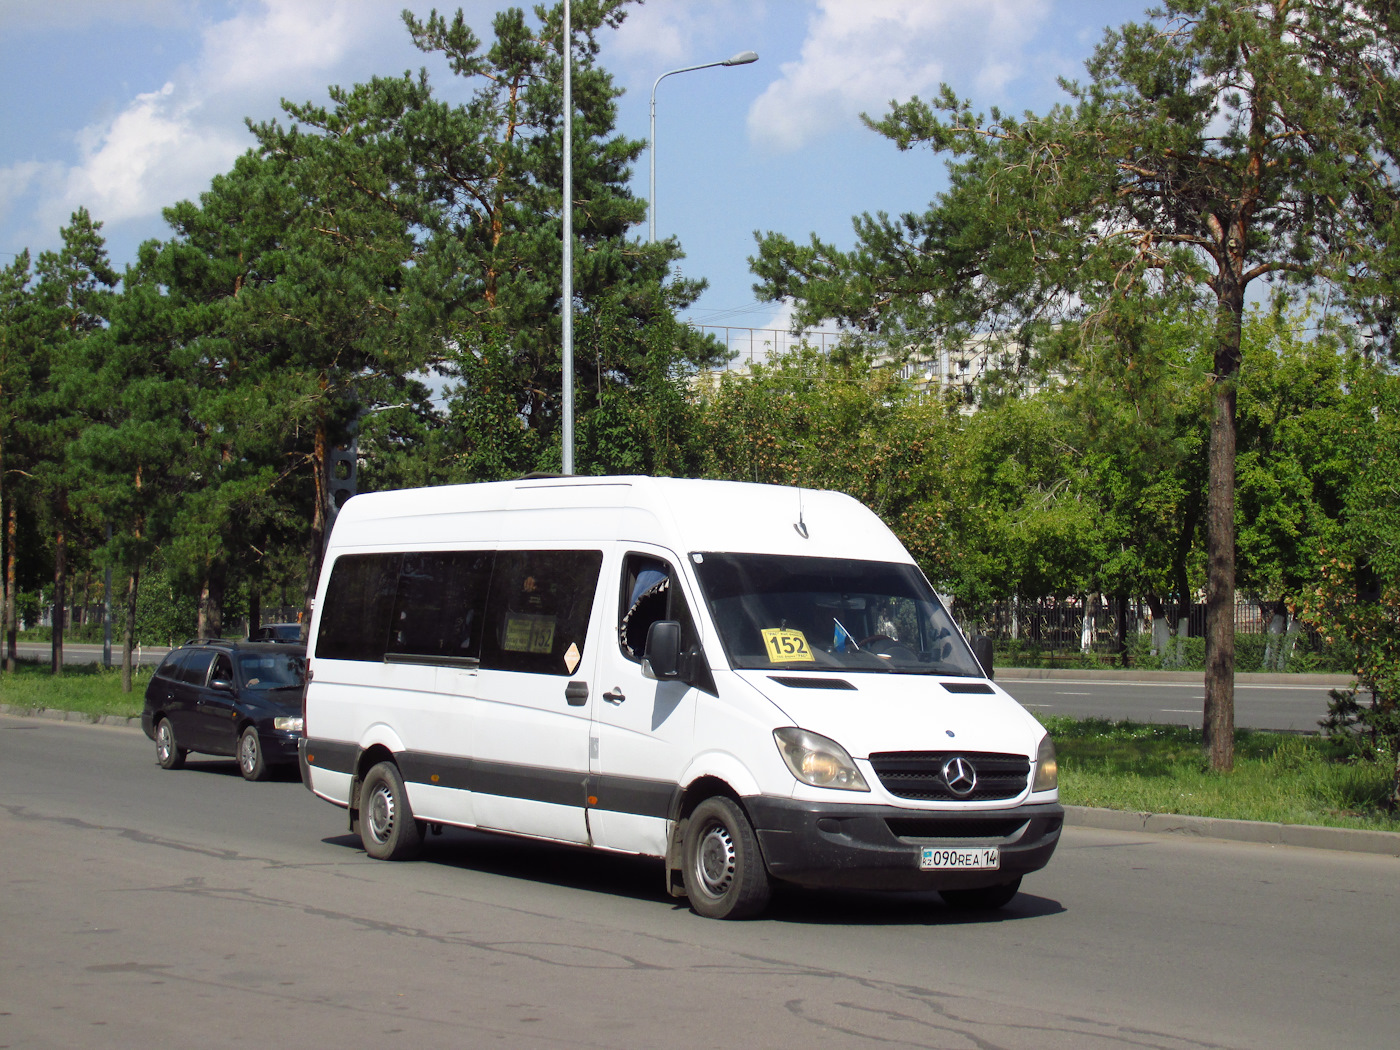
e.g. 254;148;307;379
649;50;758;244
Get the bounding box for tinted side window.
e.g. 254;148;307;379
179;650;215;686
155;651;187;681
388;551;492;663
315;554;401;662
481;550;603;675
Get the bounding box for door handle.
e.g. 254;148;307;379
564;681;589;706
603;688;626;705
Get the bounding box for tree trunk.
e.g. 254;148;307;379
51;526;66;676
5;500;16;672
1203;297;1242;771
302;415;330;630
197;561;227;640
1115;593;1129;667
248;584;261;640
122;568;139;694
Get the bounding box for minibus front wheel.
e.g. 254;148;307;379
682;797;771;920
359;761;424;861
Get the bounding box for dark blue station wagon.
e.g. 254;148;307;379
142;640;306;780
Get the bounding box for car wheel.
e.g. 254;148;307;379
938;877;1022;911
155;718;186;770
237;725;269;781
681;796;771;919
359;761;424;861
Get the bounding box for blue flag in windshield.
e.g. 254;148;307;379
833;619;859;653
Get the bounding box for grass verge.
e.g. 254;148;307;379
1043;715;1400;833
3;662;1397;835
0;660;148;720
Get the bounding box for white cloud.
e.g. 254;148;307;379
49;82;246;234
747;0;1049;152
201;0;369;93
19;0;411;247
610;0;754;68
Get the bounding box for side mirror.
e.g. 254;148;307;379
210;678;235;692
971;636;994;680
642;621;683;680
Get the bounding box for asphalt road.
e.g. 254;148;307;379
3;714;1397;1050
995;671;1351;732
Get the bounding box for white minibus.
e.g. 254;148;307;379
300;475;1061;918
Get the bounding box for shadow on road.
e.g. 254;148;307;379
320;824;1065;925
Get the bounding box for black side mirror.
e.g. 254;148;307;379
972;636;994;680
642;620;683;680
210;678;234;692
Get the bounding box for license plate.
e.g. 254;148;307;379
920;846;1000;870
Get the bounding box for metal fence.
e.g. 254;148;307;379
973;598;1299;649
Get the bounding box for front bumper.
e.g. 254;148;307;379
259;728;302;764
745;796;1063;891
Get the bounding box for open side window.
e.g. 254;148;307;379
617;553;715;695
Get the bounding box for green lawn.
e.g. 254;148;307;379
1043;715;1400;833
3;660;1397;834
0;660;148;720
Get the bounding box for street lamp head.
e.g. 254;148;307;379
723;50;759;66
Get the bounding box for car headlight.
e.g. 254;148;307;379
774;727;870;791
1032;733;1058;792
273;716;304;733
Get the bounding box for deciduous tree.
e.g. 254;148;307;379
753;1;1400;768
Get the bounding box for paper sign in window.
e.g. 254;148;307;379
503;613;556;654
761;628;814;663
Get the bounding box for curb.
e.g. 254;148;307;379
1;704;143;729
4;706;1396;858
1065;804;1400;858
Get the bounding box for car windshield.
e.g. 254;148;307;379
690;552;984;676
236;652;306;690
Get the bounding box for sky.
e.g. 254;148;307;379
0;0;1153;357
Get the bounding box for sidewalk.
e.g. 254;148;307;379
1065;805;1400;858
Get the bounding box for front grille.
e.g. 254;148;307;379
886;817;1028;840
868;751;1030;801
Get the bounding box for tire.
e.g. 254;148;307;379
938;877;1022;911
237;725;269;782
681;796;771;919
358;761;424;861
155;718;186;770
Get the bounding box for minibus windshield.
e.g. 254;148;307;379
691;553;985;676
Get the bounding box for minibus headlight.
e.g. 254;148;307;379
274;716;305;733
1032;733;1058;792
774;728;870;791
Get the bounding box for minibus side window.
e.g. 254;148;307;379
618;554;701;663
315;553;401;662
388;551;492;663
480;550;603;675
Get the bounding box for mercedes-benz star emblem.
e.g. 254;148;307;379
941;756;978;797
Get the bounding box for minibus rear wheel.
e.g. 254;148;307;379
682;796;771;919
359;761;424;861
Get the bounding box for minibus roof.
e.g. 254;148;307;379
327;476;912;564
